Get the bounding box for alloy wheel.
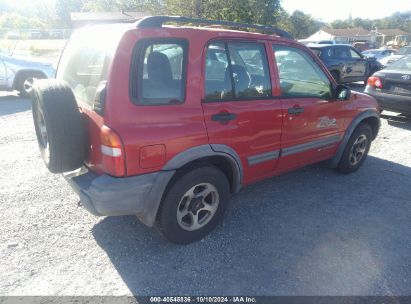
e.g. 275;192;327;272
176;183;220;231
349;134;368;166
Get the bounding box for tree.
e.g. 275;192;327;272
289;10;320;39
161;0;281;25
55;0;85;26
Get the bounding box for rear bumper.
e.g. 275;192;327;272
364;86;411;114
63;167;175;226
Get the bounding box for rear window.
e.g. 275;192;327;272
385;55;411;71
56;26;126;107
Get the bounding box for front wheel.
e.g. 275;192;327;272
336;123;372;174
157;166;230;244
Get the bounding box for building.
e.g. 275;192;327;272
70;11;149;28
305;27;410;47
305;27;372;44
370;28;410;46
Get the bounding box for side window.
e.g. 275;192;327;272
323;48;334;58
273;45;332;99
205;42;232;100
350;48;361;59
204;41;271;101
228;42;271;98
335;47;350;58
131;40;187;105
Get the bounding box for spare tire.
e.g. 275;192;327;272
31;79;87;173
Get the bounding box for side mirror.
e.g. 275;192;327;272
335;84;351;100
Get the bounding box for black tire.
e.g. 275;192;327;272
331;71;340;83
31;79;87;173
16;71;46;98
336;123;372;174
157;166;230;244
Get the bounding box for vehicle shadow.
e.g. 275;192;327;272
0;94;31;116
381;113;411;131
92;156;411;296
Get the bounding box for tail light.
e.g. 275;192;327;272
100;125;126;177
367;76;383;89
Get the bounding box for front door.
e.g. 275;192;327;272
202;40;282;184
333;46;357;82
349;47;368;79
272;44;348;173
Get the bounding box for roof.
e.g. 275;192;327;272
70;11;149;22
372;29;410;36
322;27;370;37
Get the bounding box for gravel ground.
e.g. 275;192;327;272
0;90;410;296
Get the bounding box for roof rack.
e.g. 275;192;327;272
135;15;293;39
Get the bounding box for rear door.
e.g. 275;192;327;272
202;40;283;184
272;44;347;172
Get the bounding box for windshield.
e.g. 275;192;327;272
397;47;411;55
385;55;411;71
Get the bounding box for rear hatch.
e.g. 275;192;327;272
378;56;411;96
56;24;130;176
381;72;411;96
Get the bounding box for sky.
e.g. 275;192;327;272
282;0;411;22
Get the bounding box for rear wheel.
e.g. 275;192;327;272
336;123;372;174
16;71;46;98
157;166;230;244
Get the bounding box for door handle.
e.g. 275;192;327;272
288;106;304;115
211;112;237;122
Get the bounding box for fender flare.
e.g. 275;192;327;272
328;109;380;168
162;144;243;192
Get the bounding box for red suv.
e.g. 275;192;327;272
31;16;380;244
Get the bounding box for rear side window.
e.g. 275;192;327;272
334;46;350;58
130;39;188;105
204;41;271;101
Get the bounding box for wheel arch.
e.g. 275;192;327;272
162;144;243;194
328;109;380;168
140;144;243;227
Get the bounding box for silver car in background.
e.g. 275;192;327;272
0;51;55;97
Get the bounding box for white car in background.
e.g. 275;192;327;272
379;46;411;67
0;50;55;97
362;49;397;62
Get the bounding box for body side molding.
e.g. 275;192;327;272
281;135;342;157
